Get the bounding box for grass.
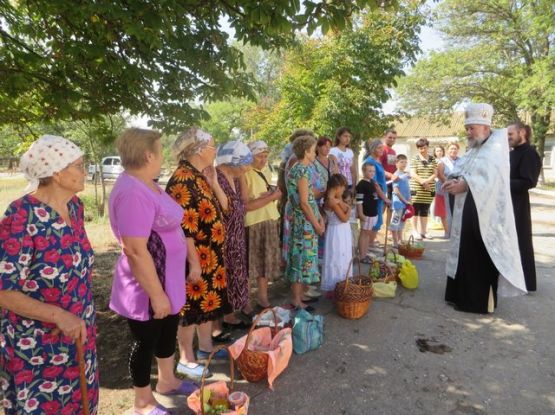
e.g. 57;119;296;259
540;181;555;191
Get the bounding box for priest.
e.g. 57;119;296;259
443;103;527;313
508;122;542;291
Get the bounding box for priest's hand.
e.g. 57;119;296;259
442;179;468;195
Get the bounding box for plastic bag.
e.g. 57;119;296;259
372;281;397;298
292;309;324;354
399;259;419;289
187;380;249;415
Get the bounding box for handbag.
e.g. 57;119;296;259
292;309;324;354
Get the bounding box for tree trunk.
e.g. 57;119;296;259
530;111;550;186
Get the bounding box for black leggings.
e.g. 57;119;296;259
127;314;179;387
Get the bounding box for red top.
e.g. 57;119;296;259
380;145;397;175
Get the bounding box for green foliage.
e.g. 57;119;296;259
244;4;424;150
397;0;555;156
0;0;391;132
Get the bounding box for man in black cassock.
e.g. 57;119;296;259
443;104;527;314
508;123;542;291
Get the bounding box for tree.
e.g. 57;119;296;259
0;0;394;132
243;4;424;150
397;0;555;159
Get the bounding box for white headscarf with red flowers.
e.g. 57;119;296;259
20;135;83;192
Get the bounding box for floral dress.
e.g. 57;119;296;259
216;169;249;311
166;161;231;325
0;195;98;415
285;163;321;284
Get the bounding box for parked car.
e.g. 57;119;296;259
87;156;124;181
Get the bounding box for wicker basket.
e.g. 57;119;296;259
368;257;397;283
335;260;374;320
398;235;425;259
188;345;249;415
235;308;278;383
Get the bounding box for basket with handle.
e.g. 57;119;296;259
384;248;402;281
368;256;397;283
235;308;278;383
187;345;249;415
398;234;425;259
335;259;374;319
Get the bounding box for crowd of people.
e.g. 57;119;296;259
0;102;542;414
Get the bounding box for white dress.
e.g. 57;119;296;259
321;209;353;291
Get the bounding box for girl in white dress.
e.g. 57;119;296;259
321;174;353;298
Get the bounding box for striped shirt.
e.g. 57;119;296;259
410;155;438;204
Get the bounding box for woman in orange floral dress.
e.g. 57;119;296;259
166;127;231;378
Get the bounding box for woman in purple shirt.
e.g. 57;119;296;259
109;128;197;415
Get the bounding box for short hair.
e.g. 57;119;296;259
317;136;333;147
396;154;407;162
292;135;316;160
362;162;376;171
116;128;162;169
447;142;460;149
289;128;315;143
433;146;445;156
366;139;383;156
334;127;352;146
384;128;397;136
415;138;429;148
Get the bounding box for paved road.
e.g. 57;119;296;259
152;191;555;415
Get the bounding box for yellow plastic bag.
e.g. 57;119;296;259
372;281;397;298
399;259;419;289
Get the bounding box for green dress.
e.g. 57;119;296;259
285;163;321;284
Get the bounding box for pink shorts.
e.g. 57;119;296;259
360;215;378;231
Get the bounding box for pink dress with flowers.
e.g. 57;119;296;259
0;194;98;415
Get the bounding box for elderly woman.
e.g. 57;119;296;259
285;135;326;309
409;138;438;240
166;128;231;379
109;129;195;415
240;141;282;312
215;141;252;327
363;139;391;252
0;135;99;414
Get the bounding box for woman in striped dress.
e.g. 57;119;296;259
409;138;438;240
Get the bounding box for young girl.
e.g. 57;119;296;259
321;174;353;298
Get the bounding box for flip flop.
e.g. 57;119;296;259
301;296;319;304
133;404;173;415
156;380;198;396
211;330;233;343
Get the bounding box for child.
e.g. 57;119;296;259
390;154;412;247
342;189;359;250
321;174;353;298
356;163;388;262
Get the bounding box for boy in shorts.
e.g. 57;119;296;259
390;154;412;247
356;163;380;262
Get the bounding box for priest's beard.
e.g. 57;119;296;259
467;132;490;148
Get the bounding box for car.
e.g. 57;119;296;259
87;156;124;181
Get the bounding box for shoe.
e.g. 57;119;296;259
305;286;322;298
211;330;233;343
360;256;372;264
239;310;255;322
413;233;423;241
222;320;251;330
290;304;315;313
176;362;211;379
301;296;319;304
421;233;434;240
254;303;273;313
368;246;383;253
133;404;173;415
156;380;198;396
196;348;229;361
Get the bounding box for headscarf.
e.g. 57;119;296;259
216;141;253;166
173;127;212;160
20;135;83;192
248;140;269;155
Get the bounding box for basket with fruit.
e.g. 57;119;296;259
187;345;249;415
398;235;425;259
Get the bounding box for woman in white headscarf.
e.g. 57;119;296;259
0;135;99;414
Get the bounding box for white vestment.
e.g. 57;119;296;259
446;128;527;297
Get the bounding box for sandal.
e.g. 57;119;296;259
156;380;198;396
222;320;251;330
211;331;233;343
133;404;173;415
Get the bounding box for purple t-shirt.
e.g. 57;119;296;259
109;172;186;321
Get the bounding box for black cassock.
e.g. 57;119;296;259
510;143;541;291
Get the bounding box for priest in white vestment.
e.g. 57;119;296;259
443;103;527;313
